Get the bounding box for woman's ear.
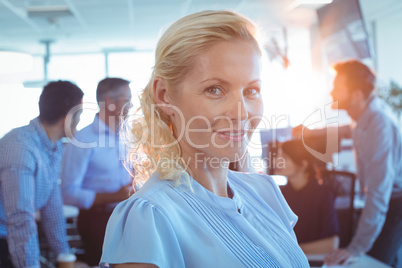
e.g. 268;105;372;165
153;76;174;115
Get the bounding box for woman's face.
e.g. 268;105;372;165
275;151;305;181
169;40;263;164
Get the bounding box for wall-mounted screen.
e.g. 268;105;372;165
317;0;371;64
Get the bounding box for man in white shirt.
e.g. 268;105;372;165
321;60;402;266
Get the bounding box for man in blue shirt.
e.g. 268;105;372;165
0;81;84;267
319;60;402;266
61;77;133;266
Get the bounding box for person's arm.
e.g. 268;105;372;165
292;125;351;141
347;120;395;255
326;119;396;265
300;235;339;254
61;142;97;209
62;141;133;209
0;150;40;267
39;181;70;256
101;198;185;267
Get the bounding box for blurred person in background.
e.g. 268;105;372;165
0;81;83;267
275;139;340;254
100;10;309;268
296;60;402;266
61;77;133;266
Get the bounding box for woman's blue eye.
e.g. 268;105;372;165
206;87;223;95
244;88;259;96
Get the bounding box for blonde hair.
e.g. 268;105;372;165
127;10;261;184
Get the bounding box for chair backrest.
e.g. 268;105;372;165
320;170;357;247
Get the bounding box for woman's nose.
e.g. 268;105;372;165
227;94;248;122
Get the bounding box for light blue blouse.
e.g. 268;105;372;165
101;171;309;268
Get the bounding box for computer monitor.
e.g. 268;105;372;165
317;0;372;64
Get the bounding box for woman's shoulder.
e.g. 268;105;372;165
228;171;279;196
229;171;290;208
112;172;197;224
102;175;185;267
228;171;297;228
117;173;176;212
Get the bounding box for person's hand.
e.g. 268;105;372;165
292;124;308;139
74;260;91;267
324;248;355;266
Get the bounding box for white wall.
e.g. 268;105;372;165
376;16;402;86
360;0;402;86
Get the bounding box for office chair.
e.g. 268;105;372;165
320;170;357;248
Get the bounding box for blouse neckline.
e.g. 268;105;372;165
156;171;242;213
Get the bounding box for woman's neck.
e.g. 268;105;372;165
288;172;309;191
184;154;230;197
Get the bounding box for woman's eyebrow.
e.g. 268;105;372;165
200;78;261;85
200;78;230;85
247;79;262;85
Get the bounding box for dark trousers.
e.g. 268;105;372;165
78;207;113;266
368;196;402;267
0;239;14;268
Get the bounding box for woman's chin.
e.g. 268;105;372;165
224;147;248;161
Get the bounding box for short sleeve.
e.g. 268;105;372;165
100;197;185;268
266;176;299;230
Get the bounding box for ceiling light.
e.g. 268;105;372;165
26;5;72;18
23;80;46;89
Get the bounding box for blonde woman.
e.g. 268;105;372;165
100;10;309;268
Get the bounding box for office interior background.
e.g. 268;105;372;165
0;0;401;157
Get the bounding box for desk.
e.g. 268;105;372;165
36;205;82;266
62;205;80;218
307;254;391;268
36;205;80;220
